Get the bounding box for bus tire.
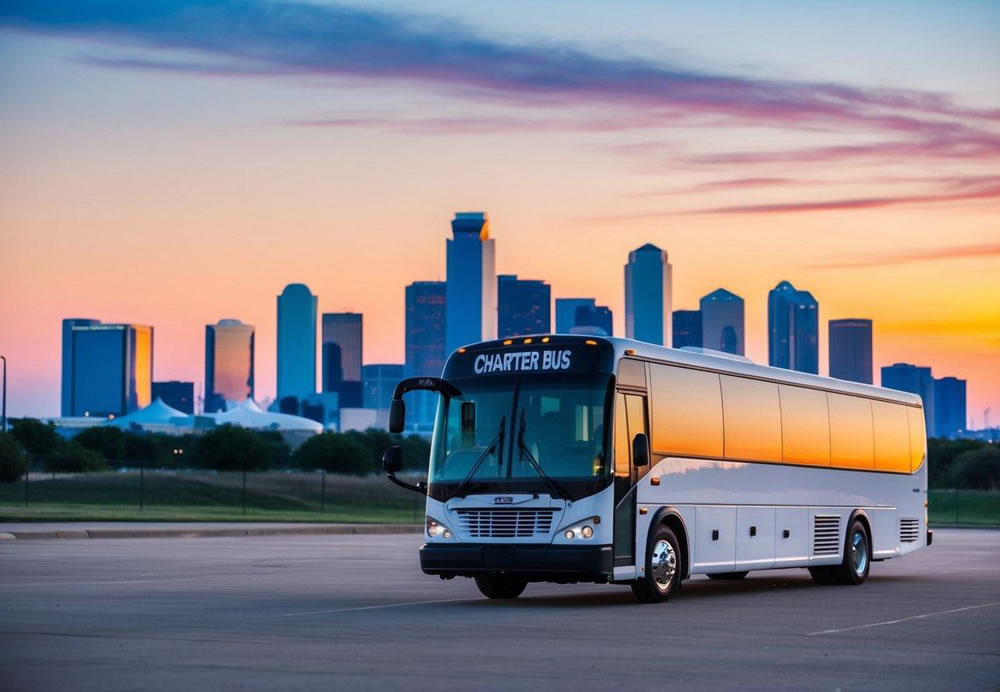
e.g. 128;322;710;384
707;571;749;581
832;519;871;586
631;525;681;603
474;574;527;599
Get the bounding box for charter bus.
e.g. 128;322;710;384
381;335;930;602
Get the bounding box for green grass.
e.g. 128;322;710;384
0;471;425;524
929;489;1000;526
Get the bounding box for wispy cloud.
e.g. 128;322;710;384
2;0;997;134
808;243;1000;269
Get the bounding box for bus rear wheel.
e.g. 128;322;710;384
474;574;527;599
832;519;871;585
631;525;681;603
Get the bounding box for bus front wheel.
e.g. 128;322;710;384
474;574;527;599
631;525;681;603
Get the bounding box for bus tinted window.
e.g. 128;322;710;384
721;376;781;462
779;384;830;466
617;358;646;388
907;405;926;472
649;364;723;458
872;401;910;473
828;393;874;470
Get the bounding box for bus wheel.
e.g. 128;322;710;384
474;574;527;599
631;526;681;603
707;571;749;581
833;519;871;585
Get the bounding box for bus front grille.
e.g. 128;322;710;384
454;509;556;538
813;515;841;555
899;518;920;543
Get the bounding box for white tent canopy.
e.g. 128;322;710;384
106;398;186;429
211;398;323;432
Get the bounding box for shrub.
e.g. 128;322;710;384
45;442;110;473
10;418;62;456
0;432;28;483
197;425;273;472
949;445;1000;491
293;432;373;475
74;426;126;461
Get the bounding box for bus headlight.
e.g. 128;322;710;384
426;517;453;539
561;522;596;541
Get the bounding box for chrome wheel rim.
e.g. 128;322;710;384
650;539;677;592
850;530;868;575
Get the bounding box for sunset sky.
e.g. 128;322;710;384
1;0;998;422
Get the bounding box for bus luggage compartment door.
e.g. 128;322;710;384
694;506;736;573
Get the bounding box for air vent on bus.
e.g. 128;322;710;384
813;515;841;555
900;518;920;543
454;509;556;538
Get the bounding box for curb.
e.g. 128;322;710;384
4;525;424;541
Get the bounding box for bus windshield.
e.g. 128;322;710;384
427;373;613;500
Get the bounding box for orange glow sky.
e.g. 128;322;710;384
0;1;997;423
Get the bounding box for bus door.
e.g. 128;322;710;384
613;391;649;566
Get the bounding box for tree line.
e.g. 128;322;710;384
0;418;431;482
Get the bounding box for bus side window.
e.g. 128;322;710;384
614;392;630;479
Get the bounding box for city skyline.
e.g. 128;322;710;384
1;1;997;420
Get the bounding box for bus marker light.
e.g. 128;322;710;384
523;337;532;344
639;507;648;515
503;339;513;346
624;348;636;355
585;340;597;345
650;477;660;486
457;347;466;353
541;336;550;343
592;516;601;525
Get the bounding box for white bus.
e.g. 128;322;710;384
381;335;930;602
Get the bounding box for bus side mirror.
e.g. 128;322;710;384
632;433;650;467
388;399;405;434
382;445;403;474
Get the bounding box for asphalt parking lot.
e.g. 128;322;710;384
1;528;997;691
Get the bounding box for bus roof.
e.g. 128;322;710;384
448;334;922;408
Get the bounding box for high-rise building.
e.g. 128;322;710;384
363;363;404;430
205;319;255;413
700;288;745;355
65;322;153;417
571;304;613;337
625;244;672;346
152;380;194;414
276;283;317;402
321;342;343;394
322;312;363;408
768;280;819;374
497;275;550;337
555;298;613;337
934;376;966;439
446;212;496;352
405;281;447;429
881;363;935;437
61;318;100;416
829;319;873;384
672;310;702;349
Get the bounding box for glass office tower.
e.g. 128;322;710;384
700;288;745;356
829;319;873;384
768;280;819;374
625;243;672;346
446;212;496;353
277;283;317;402
67;322;153;417
205;319;255;413
322;312;363;408
497;274;551;337
405;281;446;429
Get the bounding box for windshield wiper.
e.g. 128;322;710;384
447;416;505;501
516;410;572;501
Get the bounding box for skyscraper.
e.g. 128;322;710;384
322;312;363;408
66;322;153;417
276;283;317;402
934;376;966;439
624;244;672;346
406;281;446;428
829;319;873;384
205;319;254;413
152;380;194;414
497;275;550;337
672;310;702;349
446;212;496;353
61;318;100;416
881;363;935;437
555;298;612;336
768;280;819;374
700;288;745;355
363;363;404;430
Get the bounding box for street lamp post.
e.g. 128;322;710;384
1;355;6;434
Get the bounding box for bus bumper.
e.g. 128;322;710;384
419;543;614;581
